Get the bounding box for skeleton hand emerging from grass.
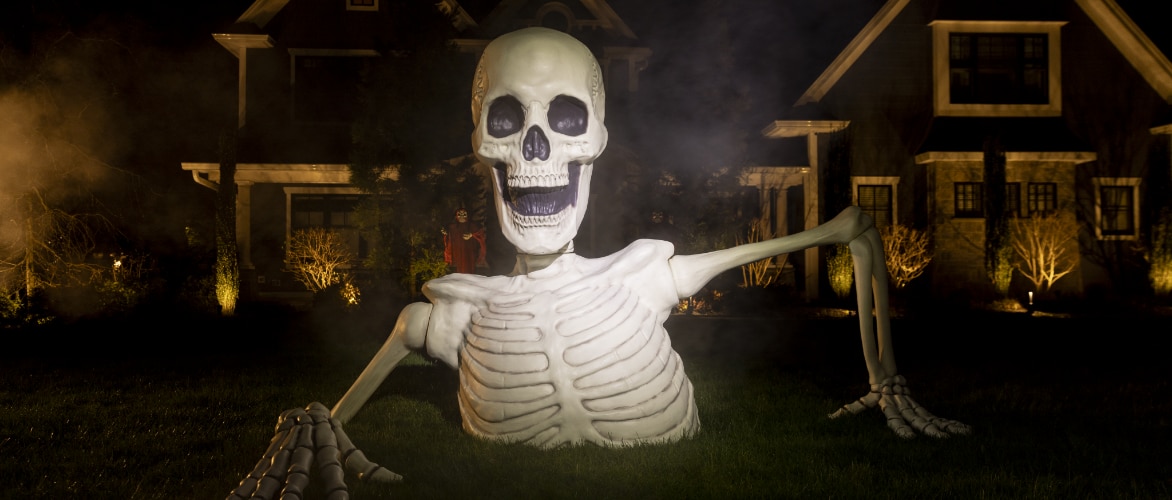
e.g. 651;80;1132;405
231;27;967;498
226;403;397;500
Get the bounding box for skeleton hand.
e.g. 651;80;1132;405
829;375;971;438
227;402;401;500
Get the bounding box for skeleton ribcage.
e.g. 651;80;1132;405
457;281;699;448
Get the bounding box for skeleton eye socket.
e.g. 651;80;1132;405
548;95;587;136
487;95;524;138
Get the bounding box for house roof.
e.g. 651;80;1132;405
229;0;636;40
476;0;636;39
795;0;1172;106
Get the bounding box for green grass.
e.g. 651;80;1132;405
0;305;1169;499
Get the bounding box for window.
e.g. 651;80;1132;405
857;185;893;228
1027;182;1057;215
954;182;984;218
346;0;377;11
291;194;364;257
853;176;899;227
931;21;1064;117
1004;182;1021;218
1093;177;1140;240
949;33;1048;105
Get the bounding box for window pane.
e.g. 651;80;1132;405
954;182;983;218
1027;183;1057;214
858;185;892;227
1101;186;1134;235
949;33;1048;105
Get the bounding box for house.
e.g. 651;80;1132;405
181;0;652;304
760;0;1172;299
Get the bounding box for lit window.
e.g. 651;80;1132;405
1027;182;1057;215
954;182;984;218
1092;177;1140;240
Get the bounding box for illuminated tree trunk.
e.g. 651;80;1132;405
24;216;34;307
984;136;1012;296
215;129;239;316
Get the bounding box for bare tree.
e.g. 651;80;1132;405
881;224;932;290
286;228;356;298
736;218;785;288
1010;213;1080;294
0;189;112;303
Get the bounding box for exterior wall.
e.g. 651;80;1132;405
925;159;1082;298
808;0;1172;297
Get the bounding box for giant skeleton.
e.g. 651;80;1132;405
229;27;968;499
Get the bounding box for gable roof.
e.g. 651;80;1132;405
233;0;477;30
795;0;1172;105
476;0;636;39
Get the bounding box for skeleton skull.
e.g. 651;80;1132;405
471;27;608;255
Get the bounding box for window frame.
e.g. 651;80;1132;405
930;21;1065;117
852;176;899;228
1092;177;1141;240
954;182;984;218
1026;182;1058;216
285;187;367;266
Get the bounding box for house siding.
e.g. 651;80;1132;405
801;0;1172;298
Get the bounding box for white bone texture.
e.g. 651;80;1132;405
237;27;968;498
471;27;606;255
426;239;698;446
226;402;399;500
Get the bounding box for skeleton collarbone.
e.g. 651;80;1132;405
421;240;699;448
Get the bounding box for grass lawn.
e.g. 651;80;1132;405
0;301;1169;499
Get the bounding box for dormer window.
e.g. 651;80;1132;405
931;21;1065;117
949;33;1048;104
347;0;377;12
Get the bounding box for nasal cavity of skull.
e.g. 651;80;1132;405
523;126;550;161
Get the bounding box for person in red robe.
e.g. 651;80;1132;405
442;208;486;274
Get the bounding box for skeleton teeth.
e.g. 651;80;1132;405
497;162;582;217
508;172;570;189
512;207;570;228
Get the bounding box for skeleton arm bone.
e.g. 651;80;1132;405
670;206;968;438
669;207;870;298
331;301;432;424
